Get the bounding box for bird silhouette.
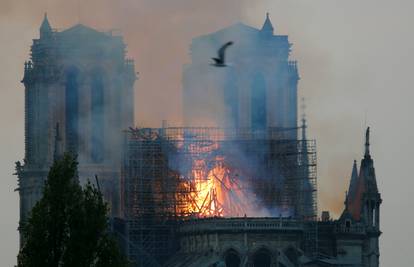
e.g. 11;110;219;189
211;41;234;67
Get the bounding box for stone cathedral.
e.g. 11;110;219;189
15;14;382;267
16;14;136;238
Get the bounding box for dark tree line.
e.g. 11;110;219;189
17;154;129;267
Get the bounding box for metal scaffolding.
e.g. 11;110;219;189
121;127;317;266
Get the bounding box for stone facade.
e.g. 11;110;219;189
16;15;136;244
182;14;299;138
166;218;306;267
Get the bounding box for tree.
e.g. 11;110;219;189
17;154;129;267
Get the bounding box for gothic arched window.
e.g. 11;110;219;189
65;67;80;154
251;73;267;130
91;70;105;163
252;248;272;267
224;249;241;267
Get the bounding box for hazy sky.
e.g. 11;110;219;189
0;0;412;266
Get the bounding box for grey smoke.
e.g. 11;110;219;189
0;1;413;266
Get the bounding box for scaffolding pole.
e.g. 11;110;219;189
122;127;317;266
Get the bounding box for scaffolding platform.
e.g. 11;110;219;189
121;127;317;266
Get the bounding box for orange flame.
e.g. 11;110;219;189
178;155;251;218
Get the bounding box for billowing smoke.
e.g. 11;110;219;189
18;1;313;219
175;17;309;218
1;0;350;227
162;127;303;218
4;2;412;266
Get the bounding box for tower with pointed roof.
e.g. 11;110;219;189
335;127;382;267
358;127;381;266
17;15;136;245
40;13;52;39
183;13;299;137
346;128;382;224
261;12;274;36
299;105;317;219
347;160;359;202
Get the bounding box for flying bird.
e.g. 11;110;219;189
211;41;234;67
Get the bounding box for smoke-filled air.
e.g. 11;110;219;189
1;0;414;266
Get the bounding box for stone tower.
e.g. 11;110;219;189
182;13;299;137
358;127;381;267
344;127;382;267
16;14;136;242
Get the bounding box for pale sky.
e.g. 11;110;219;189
0;0;412;266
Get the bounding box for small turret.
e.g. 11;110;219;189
360;127;378;197
40;13;52;39
261;13;274;36
358;127;382;267
337;128;382;267
359;127;381;227
364;127;371;159
343;127;381;225
347;160;358;204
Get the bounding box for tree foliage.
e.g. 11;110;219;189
17;154;128;267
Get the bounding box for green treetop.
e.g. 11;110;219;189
17;153;128;267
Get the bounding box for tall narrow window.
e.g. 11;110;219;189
91;71;104;163
251;74;267;130
224;72;239;128
65;68;79;154
372;208;376;227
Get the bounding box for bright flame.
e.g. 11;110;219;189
179;155;251;218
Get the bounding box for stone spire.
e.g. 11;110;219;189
345;127;380;220
261;12;274;35
301;117;307;141
364;126;370;158
301;98;307;141
360;126;378;195
40;13;52;39
300;115;309;173
347;160;358;201
358;127;381;266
